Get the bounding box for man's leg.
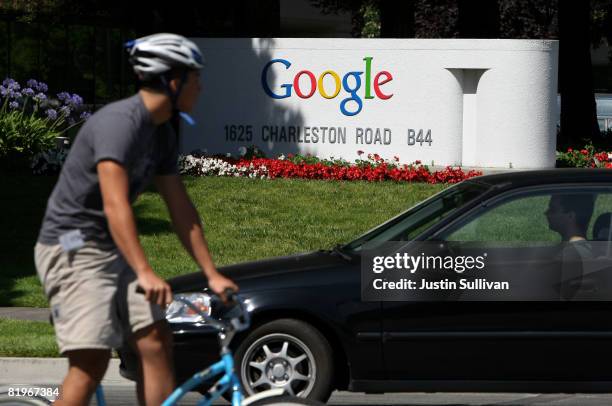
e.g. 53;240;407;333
55;349;110;406
133;320;175;405
34;243;122;406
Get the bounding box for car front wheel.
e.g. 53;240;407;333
235;318;334;403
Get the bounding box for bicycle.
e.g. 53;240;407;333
0;289;323;406
0;390;51;405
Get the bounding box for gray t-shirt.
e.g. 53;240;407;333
38;93;178;248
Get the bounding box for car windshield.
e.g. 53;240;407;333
343;181;490;252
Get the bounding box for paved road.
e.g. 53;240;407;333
3;353;612;405
97;388;612;405
5;383;612;405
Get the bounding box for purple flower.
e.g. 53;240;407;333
8;89;22;99
37;82;48;93
0;86;6;97
2;78;18;89
3;79;21;92
46;109;57;120
9;101;19;109
34;92;47;102
79;111;92;120
28;79;48;93
57;92;70;102
22;88;35;97
67;93;83;108
59;105;71;116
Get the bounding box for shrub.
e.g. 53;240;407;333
0;108;62;160
31;148;68;175
555;143;612;168
0;78;91;172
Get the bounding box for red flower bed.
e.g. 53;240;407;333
557;145;612;168
233;158;481;184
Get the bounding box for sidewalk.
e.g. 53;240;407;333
0;358;130;386
0;307;50;322
0;310;132;387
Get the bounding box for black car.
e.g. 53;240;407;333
165;169;612;402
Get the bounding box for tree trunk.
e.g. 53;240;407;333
380;0;415;38
457;0;499;38
558;0;600;146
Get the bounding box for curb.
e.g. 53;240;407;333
0;308;50;322
0;358;132;387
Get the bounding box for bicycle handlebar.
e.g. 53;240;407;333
135;285;237;301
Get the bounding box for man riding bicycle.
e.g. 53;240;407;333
34;33;237;406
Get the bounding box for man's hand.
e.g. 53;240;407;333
208;273;239;302
138;271;173;306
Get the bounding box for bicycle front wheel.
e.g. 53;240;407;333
0;393;51;406
247;395;324;406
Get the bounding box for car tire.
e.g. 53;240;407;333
234;318;334;403
246;394;325;405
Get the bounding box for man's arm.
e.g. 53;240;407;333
154;175;238;297
97;160;172;306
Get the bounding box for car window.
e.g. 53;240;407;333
444;194;559;245
438;187;612;248
589;192;612;240
344;181;489;252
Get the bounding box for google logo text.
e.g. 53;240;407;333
261;57;394;117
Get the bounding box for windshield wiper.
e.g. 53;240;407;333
331;244;353;261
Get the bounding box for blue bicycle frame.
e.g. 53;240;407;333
94;292;251;406
163;352;243;406
94;352;243;406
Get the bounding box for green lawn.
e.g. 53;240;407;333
1;175;445;308
0;318;58;357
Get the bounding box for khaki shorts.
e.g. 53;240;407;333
34;242;166;354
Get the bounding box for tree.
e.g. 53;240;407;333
498;0;558;39
380;0;414;38
457;0;499;38
310;0;370;37
414;0;458;38
558;0;600;145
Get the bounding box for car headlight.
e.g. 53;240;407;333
165;292;212;324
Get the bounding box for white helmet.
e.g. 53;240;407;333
126;33;204;78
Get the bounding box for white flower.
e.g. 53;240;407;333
238;146;247;156
178;153;273;179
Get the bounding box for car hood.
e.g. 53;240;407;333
168;249;352;293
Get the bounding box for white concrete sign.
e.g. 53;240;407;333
182;38;558;169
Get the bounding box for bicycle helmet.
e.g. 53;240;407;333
125;33;204;125
126;33;204;79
